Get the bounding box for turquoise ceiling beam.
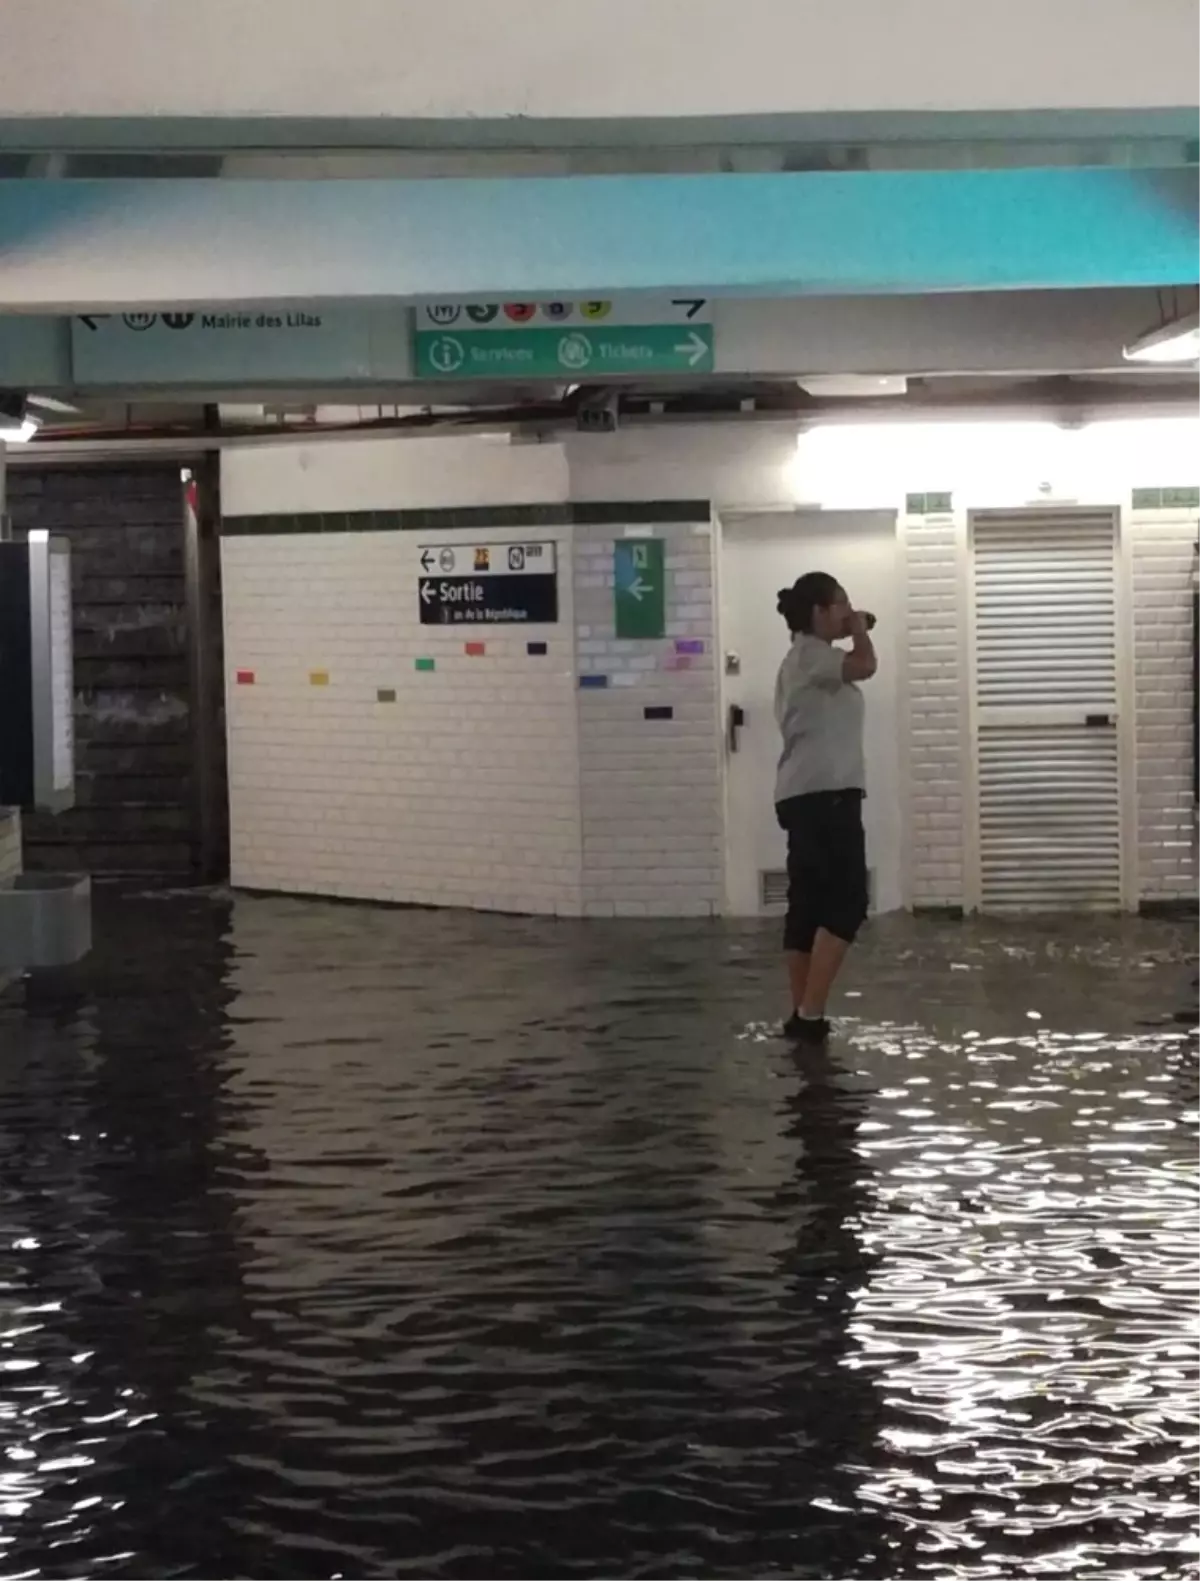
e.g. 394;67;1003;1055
0;169;1195;313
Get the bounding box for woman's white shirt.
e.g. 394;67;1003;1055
773;634;866;802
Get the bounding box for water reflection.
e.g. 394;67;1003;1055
0;892;1195;1578
844;995;1198;1578
761;1053;907;1578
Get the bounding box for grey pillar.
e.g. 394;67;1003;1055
182;432;228;883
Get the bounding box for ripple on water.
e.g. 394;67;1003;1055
0;893;1195;1578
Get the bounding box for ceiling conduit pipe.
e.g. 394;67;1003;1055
1195;528;1200;809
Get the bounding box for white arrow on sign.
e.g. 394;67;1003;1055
627;577;650;602
674;330;708;367
420;580;437;605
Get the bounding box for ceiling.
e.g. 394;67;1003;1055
12;367;1196;455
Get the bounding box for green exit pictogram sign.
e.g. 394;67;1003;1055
614;538;666;639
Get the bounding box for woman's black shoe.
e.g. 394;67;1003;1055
783;1012;831;1044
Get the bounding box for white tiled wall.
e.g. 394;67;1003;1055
221;423;1200;919
901;511;967;909
573;521;724;918
1131;510;1199;903
224;436;570;516
565;429;796;509
222;516;728;919
222;529;583;914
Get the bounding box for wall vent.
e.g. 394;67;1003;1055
759;870;788;909
758;867;876;913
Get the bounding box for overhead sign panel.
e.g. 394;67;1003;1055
417;542;559;625
70;307;411;384
413;297;714;380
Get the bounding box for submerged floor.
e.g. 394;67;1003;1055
0;890;1196;1579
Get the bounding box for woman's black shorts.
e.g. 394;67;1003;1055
775;790;868;953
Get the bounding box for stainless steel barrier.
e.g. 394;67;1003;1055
0;873;92;969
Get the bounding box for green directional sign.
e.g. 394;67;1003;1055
614;538;666;640
414;297;714;380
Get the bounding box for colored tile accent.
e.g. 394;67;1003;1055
309;670;330;686
644;705;675;720
235;669;255;685
464;642;487;657
376;688;397;703
414;658;436;673
663;654;693;671
526;641;548;656
674;639;705;655
579;674;609;689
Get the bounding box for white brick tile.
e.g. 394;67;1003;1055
1130;509;1198;902
571;519;721;914
902;515;965;907
223;528;584;910
223;514;722;920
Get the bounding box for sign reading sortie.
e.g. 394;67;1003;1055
417;542;559;626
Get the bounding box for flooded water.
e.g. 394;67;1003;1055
0;889;1196;1580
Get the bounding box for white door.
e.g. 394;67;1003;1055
969;506;1127;912
720;510;902;918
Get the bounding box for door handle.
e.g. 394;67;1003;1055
728;703;745;753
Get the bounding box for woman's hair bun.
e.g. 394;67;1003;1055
776;571;839;633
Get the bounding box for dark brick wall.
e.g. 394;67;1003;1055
6;464;197;875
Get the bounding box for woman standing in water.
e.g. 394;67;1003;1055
773;572;877;1044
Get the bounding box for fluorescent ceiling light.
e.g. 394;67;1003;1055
1123;308;1200;364
798;375;908;397
27;394;80;416
0;417;39;443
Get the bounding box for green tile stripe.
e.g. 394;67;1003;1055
222;500;711;536
905;491;953;516
1132;486;1200;511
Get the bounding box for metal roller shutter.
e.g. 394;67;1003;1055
971;507;1122;912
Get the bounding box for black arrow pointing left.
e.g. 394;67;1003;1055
420;550;435;572
78;314;111;331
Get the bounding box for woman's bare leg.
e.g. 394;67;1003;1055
799;928;851;1019
786;950;810;1012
